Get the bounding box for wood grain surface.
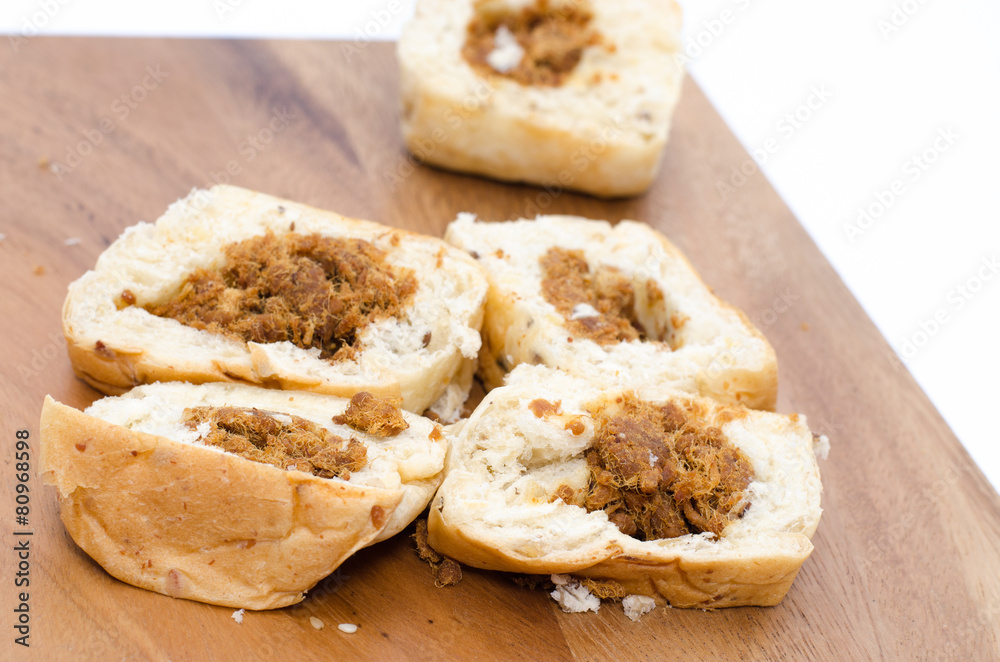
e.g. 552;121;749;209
1;38;998;661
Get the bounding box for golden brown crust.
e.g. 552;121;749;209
428;494;812;608
61;186;488;415
456;217;779;410
40;396;404;610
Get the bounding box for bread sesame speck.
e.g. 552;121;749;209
309;616;324;630
338;623;358;634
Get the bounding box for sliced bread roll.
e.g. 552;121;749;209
40;382;449;609
63;185;488;418
428;365;825;608
397;0;684;198
445;214;778;410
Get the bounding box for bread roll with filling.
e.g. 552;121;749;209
63;185;488;419
40;382;449;610
398;0;684;198
445;214;778;410
428;365;824;608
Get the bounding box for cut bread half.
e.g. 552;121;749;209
428;365;825;608
445;214;778;410
40;382;449;610
398;0;684;198
63;185;488;418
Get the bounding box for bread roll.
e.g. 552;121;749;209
428;365;825;608
445;214;778;410
40;382;449;609
397;0;684;198
62;185;488;419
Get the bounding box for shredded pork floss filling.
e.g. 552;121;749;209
183;406;367;479
541;247;662;345
147;231;417;361
463;0;600;86
581;396;754;540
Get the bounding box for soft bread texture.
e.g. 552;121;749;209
428;365;824;608
445;214;778;410
63;185;488;418
40;382;448;610
398;0;684;198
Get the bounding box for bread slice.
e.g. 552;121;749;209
445;214;778;410
397;0;684;198
40;382;449;609
428;365;825;608
62;185;487;418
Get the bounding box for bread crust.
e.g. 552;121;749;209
427;366;822;608
446;215;779;410
62;185;487;414
398;0;684;198
40;384;448;610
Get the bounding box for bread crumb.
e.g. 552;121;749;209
232;609;245;624
814;434;830;461
622;595;656;621
64;237;81;247
33;265;45;276
0;233;6;242
38;157;49;170
549;574;600;613
310;616;324;630
338;623;358;634
486;25;524;73
800;322;810;331
569;302;600;320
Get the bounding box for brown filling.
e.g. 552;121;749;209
541;247;657;345
183;406;367;480
413;519;463;587
147;232;417;361
462;1;599;87
580;395;754;540
332;391;409;438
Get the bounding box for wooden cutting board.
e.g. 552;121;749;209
1;38;998;661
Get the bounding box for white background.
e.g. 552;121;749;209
3;0;997;490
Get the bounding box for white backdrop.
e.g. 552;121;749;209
3;0;997;489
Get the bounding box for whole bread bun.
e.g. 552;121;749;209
428;366;825;608
40;382;448;610
397;0;684;198
63;185;488;419
445;214;778;410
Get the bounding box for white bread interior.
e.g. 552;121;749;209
445;214;778;410
428;365;824;608
397;0;684;198
62;185;488;417
40;381;448;610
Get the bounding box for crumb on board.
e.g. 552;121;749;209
338;623;358;634
622;595;656;621
412;519;463;587
38;157;49;170
800;322;810;331
64;237;81;247
232;609;245;624
0;233;6;242
33;265;45;276
309;616;325;630
549;574;600;613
